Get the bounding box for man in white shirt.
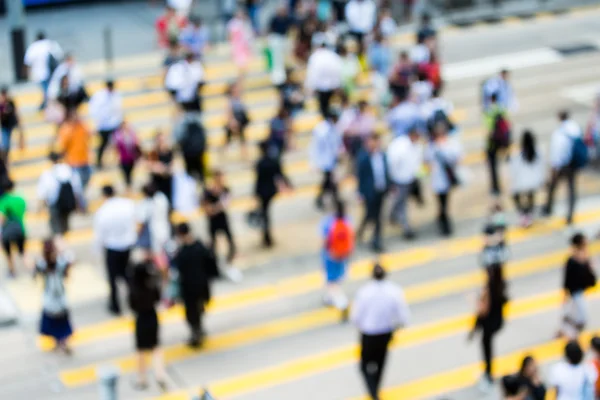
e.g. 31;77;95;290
543;111;583;226
483;69;517;113
421;87;454;134
310;112;342;210
305;35;343;118
37;152;83;239
47;53;85;101
387;93;423;138
24;32;63;110
345;0;376;56
89;80;123;169
165;52;205;112
549;340;598;400
387;128;423;239
93;185;137;315
351;263;410;400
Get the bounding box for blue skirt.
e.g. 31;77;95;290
40;311;73;342
322;251;347;284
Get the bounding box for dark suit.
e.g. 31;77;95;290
254;155;290;246
356;150;389;248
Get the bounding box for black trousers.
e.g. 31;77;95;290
316;170;339;207
437;192;452;236
259;194;275;245
105;248;131;313
317;90;335;119
358;192;385;247
183;292;205;336
209;217;236;263
486;149;501;196
360;332;392;400
120;162;135;188
97;129;116;168
183;153;205;183
544;166;577;224
481;325;498;381
513;191;535;215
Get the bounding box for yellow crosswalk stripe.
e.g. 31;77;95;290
37;208;600;352
57;241;600;388
157;287;600;400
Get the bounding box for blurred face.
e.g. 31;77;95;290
523;359;537;378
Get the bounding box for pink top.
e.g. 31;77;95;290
113;127;139;164
228;18;253;66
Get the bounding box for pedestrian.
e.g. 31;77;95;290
345;0;376;59
558;233;597;338
268;5;294;86
172;223;216;347
483;69;516;113
305;34;343;118
112;121;142;191
351;263;411;400
128;260;167;391
356;134;389;253
147;132;174;206
590;336;600;396
228;10;254;77
425;121;463;237
311;111;342;210
48;53;87;109
51;75;85;119
510;131;545;228
410;35;432;66
0;86;25;161
224;82;250;159
156;5;187;49
338;42;361;99
485;92;511;196
422;86;455;138
543;111;586;226
168;0;192;16
549;340;597;400
89;80;123;169
36;152;83;241
367;33;392;111
254;140;292;248
377;7;397;39
179;16;210;60
321;201;353;317
35;239;74;355
294;10;319;64
245;0;262;34
202;170;237;266
468;265;508;393
386;92;422;138
0;179;27;277
501;374;528;400
93;185;137;315
165;52;205;113
417;13;437;43
386;128;423;240
279;68;305;116
481;224;509;272
136;183;171;270
388;51;414;100
517;355;547;400
174;112;207;183
332;0;347;22
343;100;377;164
24;31;63;110
162;40;181;84
410;70;434;105
57;109;92;195
268;104;292;158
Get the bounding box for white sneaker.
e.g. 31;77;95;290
223;267;243;283
477;376;493;394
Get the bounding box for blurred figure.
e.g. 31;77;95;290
147;132;174;205
165;52;205;113
48;53;86;108
294;9;319;64
517;356;547;400
388;51;414;100
0;179;27;277
422;86;454;139
345;0;376;57
162;39;181;83
279;68;305;116
112;121;142;191
89;80;123;169
483;69;516;113
410;70;433;105
417;13;437;43
590;336;600;396
305;34;343;118
268;104;292;157
343;100;376;164
35;239;74;355
24;31;63;110
224;82;251;159
156;6;187;49
228;10;254;77
368;33;392;111
128;261;167;391
339;42;361;99
268;5;294;86
549;340;597;400
0;86;25;160
179;16;210;59
173;112;207;183
377;7;397;39
485;92;511;196
245;0;263;34
501;374;528;400
310;111;342;210
57;109;92;194
387;92;422;138
202;171;237;265
136;183;171;270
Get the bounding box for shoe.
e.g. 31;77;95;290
477;375;493;393
108;306;122;316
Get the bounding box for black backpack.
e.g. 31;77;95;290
427;109;454;135
55;179;77;214
180;120;206;157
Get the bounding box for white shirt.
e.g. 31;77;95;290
387;101;422;137
310;120;342;172
550;119;582;169
37;164;83;206
510;148;546;194
165;60;205;102
37;253;73;315
168;0;192;12
351;280;410;335
305;48;343;92
410;44;431;64
387;135;423;185
24;39;63;82
48;62;84;97
371;152;387;191
136;192;171;253
421;97;454;122
89;89;123;131
549;361;598;400
94;197;137;251
411;80;433;105
425;138;463;194
345;0;377;34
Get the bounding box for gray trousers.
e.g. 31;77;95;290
390;182;413;231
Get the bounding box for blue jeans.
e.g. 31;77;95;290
1;127;12;153
74;165;92;211
40;79;50;108
247;5;260;33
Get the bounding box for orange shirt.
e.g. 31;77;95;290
594;359;600;395
58;120;91;167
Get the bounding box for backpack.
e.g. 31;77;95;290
570;136;589;169
427;109;454;134
180;120;206;157
55;178;77;215
327;219;354;260
491;113;511;150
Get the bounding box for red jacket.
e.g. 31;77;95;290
156;14;187;48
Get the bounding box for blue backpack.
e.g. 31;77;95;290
570;136;589;169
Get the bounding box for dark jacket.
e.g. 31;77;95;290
356;149;389;201
254;155;289;199
173;240;216;302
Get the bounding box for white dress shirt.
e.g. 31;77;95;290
48;62;85;98
351;280;410;335
94;197;137;251
387;135;423;185
37;164;83;206
345;0;377;34
549;119;582;169
425;138;463;194
89;89;123;131
310;120;342;172
165;60;205;102
305;48;343;92
24;39;63;82
371;152;387;191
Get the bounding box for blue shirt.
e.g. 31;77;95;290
180;26;209;56
368;43;392;76
387;101;423;137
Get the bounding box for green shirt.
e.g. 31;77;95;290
0;192;27;234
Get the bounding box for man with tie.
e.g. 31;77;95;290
356;134;389;253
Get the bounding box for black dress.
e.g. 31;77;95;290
129;284;161;351
151;150;174;204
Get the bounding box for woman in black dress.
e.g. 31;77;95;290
128;261;167;391
147;132;174;206
202;170;236;263
469;265;507;393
